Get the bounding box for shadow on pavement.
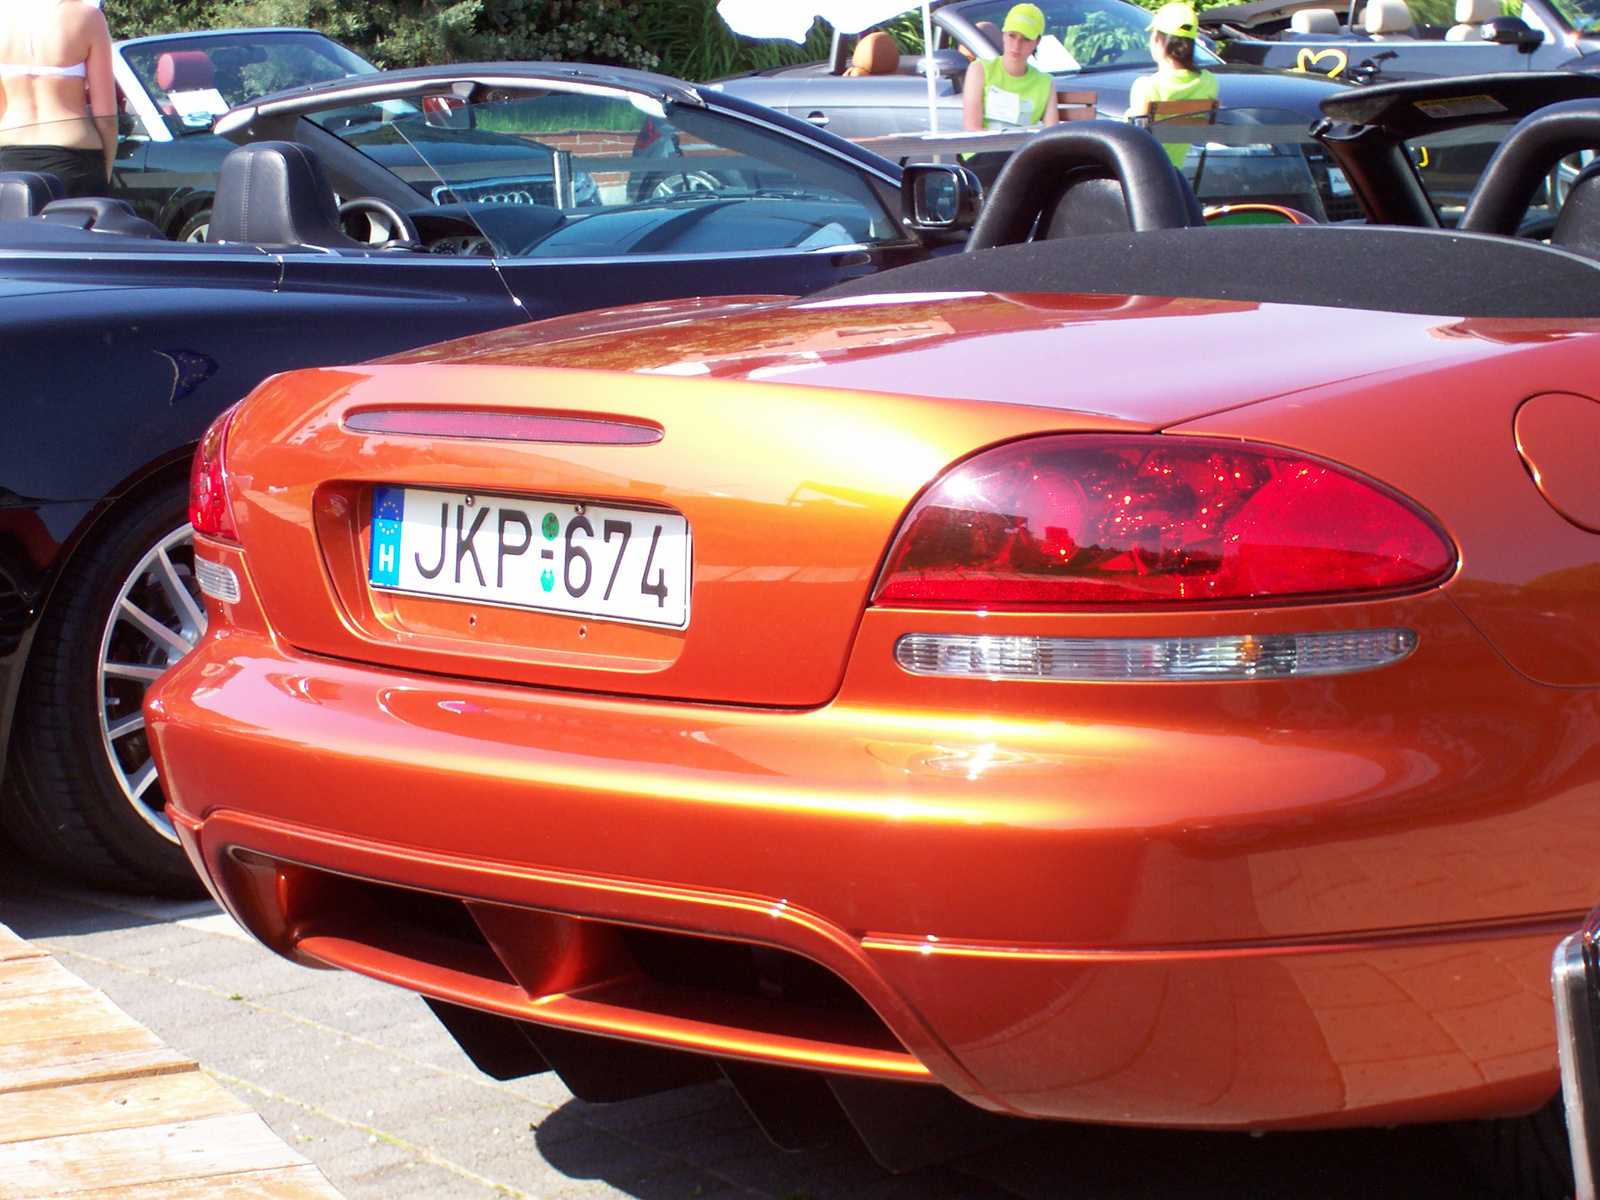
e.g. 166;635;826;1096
0;839;219;938
536;1086;1500;1200
953;1119;1497;1199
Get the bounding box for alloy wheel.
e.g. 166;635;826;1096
95;524;205;843
650;170;722;198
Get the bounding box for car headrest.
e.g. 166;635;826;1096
1290;8;1341;33
1364;0;1413;33
38;197;165;238
0;170;65;220
157;50;215;93
1552;159;1600;257
1456;0;1498;21
968;121;1203;251
209;141;363;249
845;31;900;76
1040;171;1136;238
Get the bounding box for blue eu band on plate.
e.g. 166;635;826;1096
367;486;692;629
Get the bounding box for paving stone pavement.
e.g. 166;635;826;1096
0;844;1506;1200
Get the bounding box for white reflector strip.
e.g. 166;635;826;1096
894;629;1417;681
194;557;240;604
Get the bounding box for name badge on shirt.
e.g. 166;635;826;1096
986;85;1029;127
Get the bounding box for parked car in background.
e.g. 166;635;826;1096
110;27;379;240
147;90;1600;1199
718;0;1356;216
1201;0;1584;83
0;61;930;897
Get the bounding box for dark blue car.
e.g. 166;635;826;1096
0;61;928;895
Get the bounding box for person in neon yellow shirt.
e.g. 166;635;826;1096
961;3;1061;132
1127;2;1218;169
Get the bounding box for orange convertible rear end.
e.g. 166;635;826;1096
147;236;1600;1179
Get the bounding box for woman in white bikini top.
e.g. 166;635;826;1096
0;0;116;195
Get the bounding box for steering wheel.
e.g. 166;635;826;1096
336;197;420;249
966;121;1202;251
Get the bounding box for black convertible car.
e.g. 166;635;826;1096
0;61;930;896
110;27;380;240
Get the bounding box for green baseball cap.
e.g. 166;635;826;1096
1001;3;1046;39
1148;1;1199;37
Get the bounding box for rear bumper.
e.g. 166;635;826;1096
149;596;1598;1127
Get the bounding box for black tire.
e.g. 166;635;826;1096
3;479;206;896
176;208;210;243
1457;1094;1576;1200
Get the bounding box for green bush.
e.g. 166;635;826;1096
107;0;663;71
104;0;945;82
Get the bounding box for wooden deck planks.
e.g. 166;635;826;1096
0;922;346;1199
0;925;45;964
0;1112;310;1196
0;1070;247;1144
56;1165;342;1200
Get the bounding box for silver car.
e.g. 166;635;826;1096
717;0;1356;217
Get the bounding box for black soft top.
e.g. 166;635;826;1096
822;225;1600;318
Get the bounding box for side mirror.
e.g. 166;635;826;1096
1482;15;1544;51
900;163;982;239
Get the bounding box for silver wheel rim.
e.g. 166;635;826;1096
96;524;206;843
651;171;721;199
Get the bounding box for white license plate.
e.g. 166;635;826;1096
369;486;691;629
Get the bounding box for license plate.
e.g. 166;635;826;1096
369;486;691;629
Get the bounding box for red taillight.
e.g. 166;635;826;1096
873;435;1455;606
189;406;239;541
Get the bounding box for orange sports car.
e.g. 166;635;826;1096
148;115;1600;1197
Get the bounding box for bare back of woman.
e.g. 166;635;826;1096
0;0;115;196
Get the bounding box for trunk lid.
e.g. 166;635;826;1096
225;293;1502;707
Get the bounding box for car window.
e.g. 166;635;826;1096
121;33;376;135
949;0;1221;71
1404;121;1542;227
1133;105;1356;220
385;91;903;258
1545;0;1600;31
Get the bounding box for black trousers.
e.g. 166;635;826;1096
0;144;106;198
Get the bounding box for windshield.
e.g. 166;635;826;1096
1405;121;1595;231
949;0;1221;72
376;90;902;258
1548;0;1600;32
121;32;377;133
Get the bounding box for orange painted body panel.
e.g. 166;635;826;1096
148;293;1600;1130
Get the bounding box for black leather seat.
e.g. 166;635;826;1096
1552;159;1600;257
0;171;65;220
39;197;164;238
209;141;366;249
